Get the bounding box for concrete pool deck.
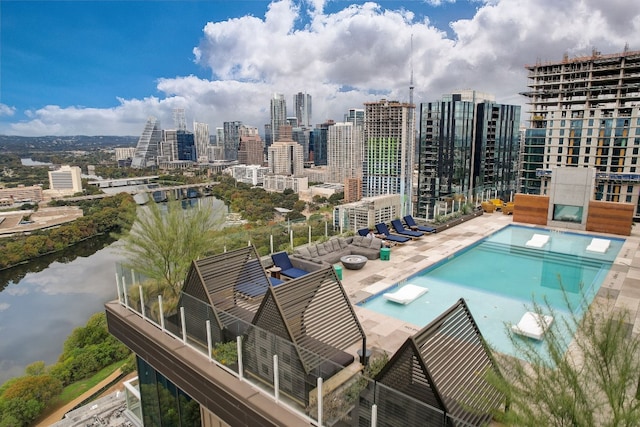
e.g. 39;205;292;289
338;213;640;357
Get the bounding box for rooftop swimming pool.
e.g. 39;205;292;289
359;224;625;359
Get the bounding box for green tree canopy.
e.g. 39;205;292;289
121;197;226;296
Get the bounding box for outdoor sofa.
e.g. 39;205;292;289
291;235;384;269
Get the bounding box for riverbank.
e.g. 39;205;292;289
34;369;137;426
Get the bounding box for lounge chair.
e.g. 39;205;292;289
357;228;370;237
403;215;436;233
511;311;553;340
374;223;411;244
383;284;428;304
271;252;309;279
586;238;610;253
236;277;285;298
391;219;424;238
525;233;550;248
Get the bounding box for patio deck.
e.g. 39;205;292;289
338;214;640;357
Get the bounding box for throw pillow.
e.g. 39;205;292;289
369;238;382;250
296;246;311;258
308;245;319;258
317;244;328;256
331;239;341;252
352;235;364;247
338;238;349;249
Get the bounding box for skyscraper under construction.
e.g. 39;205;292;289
520;48;640;219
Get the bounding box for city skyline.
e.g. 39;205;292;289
1;0;639;136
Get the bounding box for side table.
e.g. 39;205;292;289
268;266;282;280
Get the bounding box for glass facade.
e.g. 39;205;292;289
417;93;520;218
137;357;201;427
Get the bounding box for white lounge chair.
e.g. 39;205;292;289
383;284;428;305
525;233;550;248
511;311;554;340
586;238;610;253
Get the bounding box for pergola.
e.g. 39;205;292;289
361;298;505;426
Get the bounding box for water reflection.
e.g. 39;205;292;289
0;235;125;384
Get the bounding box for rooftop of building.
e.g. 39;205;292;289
106;212;640;425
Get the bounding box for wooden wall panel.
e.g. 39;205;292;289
512;194;549;226
586;201;634;236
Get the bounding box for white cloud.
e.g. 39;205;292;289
0;103;15;117
2;0;640;136
0;302;9;311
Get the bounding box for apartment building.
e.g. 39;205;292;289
267;125;304;176
327;122;363;184
363;99;415;217
416;91;520;219
332;193;402;233
520;49;640;218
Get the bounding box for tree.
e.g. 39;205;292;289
488;294;640;426
0;375;62;426
121;197;226;299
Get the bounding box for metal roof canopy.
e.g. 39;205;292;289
374;298;505;426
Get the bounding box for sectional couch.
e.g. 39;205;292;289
290;235;384;270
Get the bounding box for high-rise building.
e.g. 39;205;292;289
311;120;334;166
416;91;521;219
294;92;312;128
131;116;162;168
363;99;416;216
223;121;242;161
328;122;363;184
267;125;304;176
270;93;287;142
173;108;187;131
238;133;264;166
176;130;196;161
292;126;311;162
344;108;365;128
193;121;210;163
520;49;640;218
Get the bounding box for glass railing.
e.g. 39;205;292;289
114;270;496;426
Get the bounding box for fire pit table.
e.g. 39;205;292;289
340;254;368;270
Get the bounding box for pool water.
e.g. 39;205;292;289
360;225;624;359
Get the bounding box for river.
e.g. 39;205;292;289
0;235;125;385
0;196;228;385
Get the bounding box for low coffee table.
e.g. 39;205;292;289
340;254;368;270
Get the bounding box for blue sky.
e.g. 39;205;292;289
1;0;639;136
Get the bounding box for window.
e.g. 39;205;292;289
558;147;563;153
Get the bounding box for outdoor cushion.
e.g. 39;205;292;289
403;215;436;233
308;245;319;258
296;246;311;257
369;238;382;250
391;219;424;238
271;252;309;279
338;238;349;250
317;244;328;256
